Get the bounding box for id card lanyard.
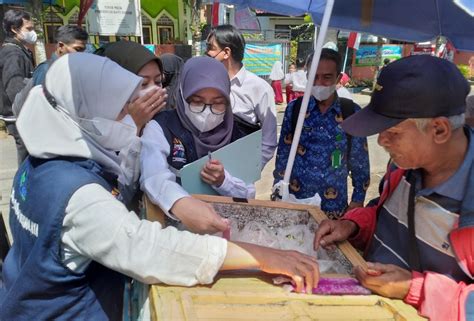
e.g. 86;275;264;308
331;133;343;169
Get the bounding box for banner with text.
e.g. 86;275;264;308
355;45;402;66
86;0;141;36
243;43;282;76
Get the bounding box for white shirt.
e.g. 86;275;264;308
230;66;277;168
61;183;227;286
285;70;307;92
140;121;256;217
336;87;353;100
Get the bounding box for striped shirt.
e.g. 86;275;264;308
367;129;474;282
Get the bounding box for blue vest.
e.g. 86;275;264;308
153;110;243;182
0;157;124;321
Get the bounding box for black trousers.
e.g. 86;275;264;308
6;122;28;166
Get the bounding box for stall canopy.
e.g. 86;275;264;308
0;0;56;3
221;0;474;52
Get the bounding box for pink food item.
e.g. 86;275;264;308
273;276;371;295
311;277;371;295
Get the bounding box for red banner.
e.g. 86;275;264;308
212;1;220;27
347;32;361;50
78;0;94;26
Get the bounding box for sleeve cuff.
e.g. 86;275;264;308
403;271;424;308
351;189;367;203
195;236;228;284
212;169;233;195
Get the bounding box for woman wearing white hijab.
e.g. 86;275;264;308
0;53;319;321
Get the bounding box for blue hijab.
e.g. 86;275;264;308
176;56;234;158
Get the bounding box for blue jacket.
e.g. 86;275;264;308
0;157;124;321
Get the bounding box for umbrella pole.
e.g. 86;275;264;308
279;0;335;200
342;46;349;73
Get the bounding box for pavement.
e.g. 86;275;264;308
0;92;389;242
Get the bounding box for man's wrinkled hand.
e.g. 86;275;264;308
313;219;357;250
354;262;412;299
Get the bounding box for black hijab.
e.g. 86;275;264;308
160;53;184;109
94;40;163;75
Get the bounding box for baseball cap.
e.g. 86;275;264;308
341;55;470;137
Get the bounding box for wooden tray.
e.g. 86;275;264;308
150;273;426;321
144;195;367;274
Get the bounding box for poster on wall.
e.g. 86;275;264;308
86;0;142;36
243;43;282;76
355;45;402;66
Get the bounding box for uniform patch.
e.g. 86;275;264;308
172;138;186;164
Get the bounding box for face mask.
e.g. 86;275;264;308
184;104;225;133
21;30;37;44
87;117;137;151
138;84;160;98
311;85;336;101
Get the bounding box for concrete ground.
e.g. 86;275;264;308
0;92;388;243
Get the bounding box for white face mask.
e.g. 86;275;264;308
311;85;336;101
138;84;160;98
184;105;225;133
87;117;137;151
21;30;37;44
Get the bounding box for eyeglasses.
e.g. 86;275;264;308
188;102;226;115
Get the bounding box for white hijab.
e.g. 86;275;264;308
269;61;284;80
17;53;142;181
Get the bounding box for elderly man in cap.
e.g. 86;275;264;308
313;55;474;321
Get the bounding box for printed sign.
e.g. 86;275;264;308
355;45;402;66
412;43;435;55
243;43;282;76
86;0;142;36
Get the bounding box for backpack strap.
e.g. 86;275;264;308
290;96;356;170
339;97;356;171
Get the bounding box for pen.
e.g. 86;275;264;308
208;151;212;162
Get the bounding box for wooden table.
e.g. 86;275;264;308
145;195;426;321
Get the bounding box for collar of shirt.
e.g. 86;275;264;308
230;65;247;87
417;126;474;201
309;94;342;115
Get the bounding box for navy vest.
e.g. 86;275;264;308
0;157;124;321
153;110;243;182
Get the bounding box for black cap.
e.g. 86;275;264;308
342;55;470;137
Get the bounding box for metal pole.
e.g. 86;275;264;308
342;45;349;73
280;0;335;200
137;0;144;45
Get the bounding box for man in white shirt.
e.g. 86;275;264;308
206;25;277;168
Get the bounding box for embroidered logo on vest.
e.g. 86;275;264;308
172;138;186;164
19;170;28;201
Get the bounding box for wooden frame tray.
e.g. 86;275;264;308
144;194;366;274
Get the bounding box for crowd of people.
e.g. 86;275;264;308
0;8;473;321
